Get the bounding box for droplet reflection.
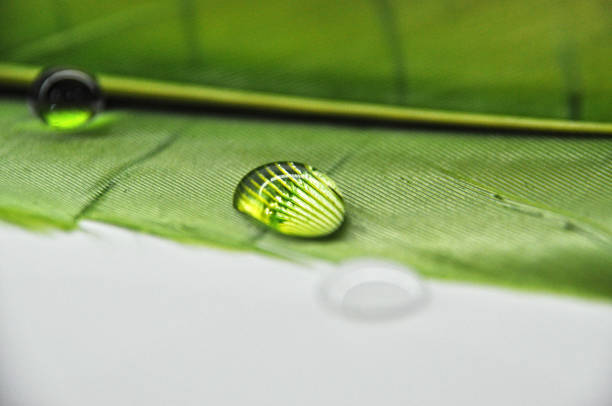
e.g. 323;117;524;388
318;260;427;321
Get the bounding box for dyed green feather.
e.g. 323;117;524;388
0;0;611;299
0;97;611;299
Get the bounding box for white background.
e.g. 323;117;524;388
1;222;611;406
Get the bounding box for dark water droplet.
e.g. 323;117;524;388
29;67;103;130
234;162;345;238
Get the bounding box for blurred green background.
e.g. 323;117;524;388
1;0;610;120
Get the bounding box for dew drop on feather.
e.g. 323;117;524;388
233;161;345;238
29;67;103;130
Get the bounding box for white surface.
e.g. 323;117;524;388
1;222;611;406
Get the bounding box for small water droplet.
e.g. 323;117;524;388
29;67;103;130
318;260;427;321
233;161;345;238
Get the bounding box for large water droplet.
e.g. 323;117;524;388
29;67;103;130
318;260;427;321
233;161;345;238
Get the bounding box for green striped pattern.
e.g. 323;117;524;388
233;162;345;237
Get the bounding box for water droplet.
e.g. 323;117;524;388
29;68;103;130
318;260;427;321
234;162;345;238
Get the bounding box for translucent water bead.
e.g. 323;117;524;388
234;162;345;238
29;67;103;130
